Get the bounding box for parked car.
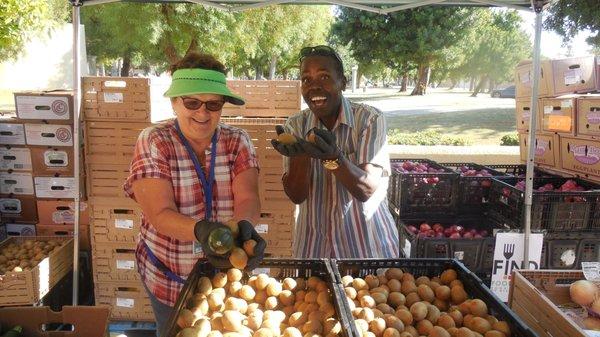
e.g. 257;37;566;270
491;85;515;98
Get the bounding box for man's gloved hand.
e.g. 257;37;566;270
271;125;306;157
237;220;267;270
194;220;233;269
301;128;341;160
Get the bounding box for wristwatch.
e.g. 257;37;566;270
322;158;340;171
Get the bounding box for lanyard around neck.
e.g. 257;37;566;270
174;120;218;220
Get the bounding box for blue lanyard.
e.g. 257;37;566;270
174;120;217;220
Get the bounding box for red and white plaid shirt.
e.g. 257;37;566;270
124;119;259;306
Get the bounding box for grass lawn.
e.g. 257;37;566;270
386;107;516;145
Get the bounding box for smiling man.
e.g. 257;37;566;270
271;45;399;258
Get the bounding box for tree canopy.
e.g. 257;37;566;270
544;0;600;47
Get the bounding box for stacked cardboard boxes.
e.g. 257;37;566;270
0;92;88;247
82;76;153;321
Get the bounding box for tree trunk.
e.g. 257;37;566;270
185;38;199;56
488;79;495;93
120;53;131;77
469;77;475;92
471;75;489;97
99;63;105;76
411;64;430;96
268;56;277;80
399;73;408;92
254;65;262;80
160;4;179;64
449;79;457;90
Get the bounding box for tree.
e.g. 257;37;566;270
544;0;600;47
332;7;476;95
0;0;69;61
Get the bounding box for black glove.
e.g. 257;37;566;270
194;220;233;269
237;220;267;270
271;125;306;157
301;128;341;160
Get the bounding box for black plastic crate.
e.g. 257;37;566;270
161;259;353;337
441;162;507;213
398;217;506;276
330;258;539;337
489;176;600;231
389;159;459;217
485;164;567;178
545;232;600;270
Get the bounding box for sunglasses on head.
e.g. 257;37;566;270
180;97;225;112
299;45;344;68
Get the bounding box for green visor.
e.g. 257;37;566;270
163;68;245;106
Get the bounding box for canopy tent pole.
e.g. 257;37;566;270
523;0;546;269
72;0;82;306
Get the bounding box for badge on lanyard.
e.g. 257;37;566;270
193;241;204;255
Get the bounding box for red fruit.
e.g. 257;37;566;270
469;229;477;235
406;225;418;234
420;223;432;232
428;177;440;184
435;232;445;238
502;187;512;197
449;233;461;239
432;223;444;232
402;161;415;171
417;232;429;239
427;230;435;237
479;230;488;237
443;228;453;237
455;226;464;234
462;232;473;239
474;234;483;239
481;180;492;188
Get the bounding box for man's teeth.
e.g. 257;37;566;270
311;96;326;102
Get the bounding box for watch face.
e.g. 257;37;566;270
323;159;339;170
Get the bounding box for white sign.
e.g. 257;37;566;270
582;262;600;282
116;298;134;308
115;218;134;229
117;260;135;270
490;233;544;302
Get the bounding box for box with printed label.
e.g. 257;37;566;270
540;95;578;135
559;136;600;180
91;241;138;282
14;91;73;122
514;59;552;98
34;176;82;199
94;281;153;321
0;195;37;222
0;171;34;195
24;124;73;147
36;200;89;225
576;95;600;137
82;77;150;122
5;223;36;236
515;97;540;131
0;122;25;145
550;56;597;96
36;224;90;251
0;146;32;171
519;132;560;168
30;146;75;176
89;197;141;243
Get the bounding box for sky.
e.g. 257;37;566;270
518;10;595;59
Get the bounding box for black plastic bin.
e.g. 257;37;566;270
544;231;600;270
161;259;353;337
388;159;459;217
330;258;539;337
485;164;568;178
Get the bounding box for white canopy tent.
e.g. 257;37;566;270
67;0;551;304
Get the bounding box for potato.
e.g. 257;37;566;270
256;274;271;290
469;299;488;317
415;276;430;287
317;291;331;306
383;315;404;332
267;281;283;297
301;320;323;335
435;286;451;301
401;281;417;295
365;275;380;289
253;328;273;337
451;286;468;304
342;275;354;287
283;327;303;337
305;291;318;303
289;312;309;327
440;269;458;285
385;268;404;281
345;287;358;300
307;276;321;290
404;292;421;307
227;269;243;282
449;309;464;326
178;309;198;329
213;273;228;288
358;308;375;322
410;302;428;321
225;297;248;314
243;240;257;257
222;311;245;332
239;285;256;301
369;317;386;337
208;330;223;337
308;310;324;323
426;304;441;324
484;331;507;337
470;317;492;334
394;309;413;326
179;327;203;337
208;293;225;311
229;248;248;270
456;327;476;337
376;303;394;315
388;292;406;308
438;314;456;329
255;290;268;304
387;279;402;293
360;295;376;308
416;319;433;336
492;322;511;337
355;319;369;334
429;326;451;337
353;278;369;291
194;318;211;335
277;133;297;145
283;278;298;291
371;292;387;305
433;298;449;312
279;290;295;306
246;310;263;330
265;296;279;310
229;282;243;297
295;278;307;291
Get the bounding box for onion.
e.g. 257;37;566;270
570;280;598;307
583;317;600;331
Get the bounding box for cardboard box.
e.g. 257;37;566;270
540;95;577;135
14;91;73;122
91;242;139;282
82;77;151;122
550;56;597;95
560;136;600;180
5;223;36;236
576;95;600;137
0;122;25;145
34;176;82;199
30;146;75;176
509;270;589;337
519;132;560;168
89;197;141;243
0;171;34;195
514;59;552;98
257;210;294;257
0;195;38;222
0;306;108;337
94;281;154;321
36;200;89;225
0;146;32;171
515;97;540;131
0;237;73;306
25;123;73;147
36;224;90;251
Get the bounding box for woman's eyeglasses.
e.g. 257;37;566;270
180;97;225;112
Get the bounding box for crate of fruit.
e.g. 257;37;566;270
388;159;459;217
331;258;539;337
509;269;598;337
544;231;600;270
488;177;600;231
398;217;504;280
485;164;568;178
162;259;354;337
0;236;73;306
441;163;507;214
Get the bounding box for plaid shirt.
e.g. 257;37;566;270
124;119;259;306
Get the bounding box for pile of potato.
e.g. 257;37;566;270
0;239;64;275
342;268;512;337
176;269;341;337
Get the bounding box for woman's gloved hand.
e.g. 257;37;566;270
237;220;267;270
194;220;233;269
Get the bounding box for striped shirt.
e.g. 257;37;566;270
124;119;259;306
284;97;399;258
